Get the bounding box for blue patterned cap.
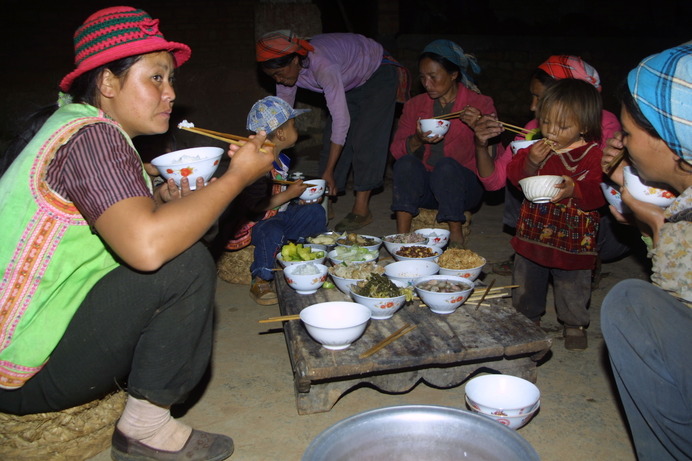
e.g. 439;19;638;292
246;96;310;134
627;44;692;163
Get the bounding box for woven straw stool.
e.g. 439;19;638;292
0;390;126;460
217;245;255;285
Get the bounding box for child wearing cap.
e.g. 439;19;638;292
218;96;327;305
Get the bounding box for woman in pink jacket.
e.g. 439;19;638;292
390;40;508;247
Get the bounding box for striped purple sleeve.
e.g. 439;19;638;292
48;123;152;226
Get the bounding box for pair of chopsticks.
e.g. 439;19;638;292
179;126;274;153
359;323;417;359
604;151;626;174
273;179;317;187
432;110;464;121
259;314;300;323
498;121;534;138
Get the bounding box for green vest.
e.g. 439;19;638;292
0;104;146;389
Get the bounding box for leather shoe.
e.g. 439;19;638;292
111;427;234;461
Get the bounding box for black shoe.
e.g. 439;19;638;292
111;427;234;461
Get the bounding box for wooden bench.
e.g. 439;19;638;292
274;275;552;415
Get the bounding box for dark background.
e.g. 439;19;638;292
1;0;689;158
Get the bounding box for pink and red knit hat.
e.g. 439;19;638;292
59;6;191;92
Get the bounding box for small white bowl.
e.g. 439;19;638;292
336;234;383;252
464;374;541;417
349;279;408;320
276;250;326;268
299;179;327;202
465;396;540;430
283;263;329;295
509;139;539;155
414;275;474;314
151;147;224;190
384;260;440;285
419;118;451;137
300;301;371;350
392;244;442;262
328;248;379;266
518;175;564;203
622;166;676;208
600;182;628;214
382;233;429;256
414;228;450;248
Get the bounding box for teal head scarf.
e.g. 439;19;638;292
422;39;481;92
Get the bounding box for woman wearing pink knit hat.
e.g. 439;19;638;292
0;6;273;460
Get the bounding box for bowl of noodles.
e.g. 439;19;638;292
437;249;486;281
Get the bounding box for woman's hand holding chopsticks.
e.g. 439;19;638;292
601;131;628;186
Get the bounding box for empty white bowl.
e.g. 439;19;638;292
349;279;408;320
518;175;564;203
336;234;383;252
283;263;329;295
419;118;451;137
300;301;371;350
622;166;676;208
382;233;429;256
392;244;442;262
414;275;474;314
151;146;224;190
509;139;539;155
414;228;450;248
384;260;440;285
465;396;540;430
465;374;541;417
299;179;327;202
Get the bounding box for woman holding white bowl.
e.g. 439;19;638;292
390;40;509;248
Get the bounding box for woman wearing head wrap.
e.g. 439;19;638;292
389;39;508;247
493;54;630;276
256;30;409;232
600;44;692;460
0;6;274;460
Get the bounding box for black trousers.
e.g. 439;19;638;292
0;242;216;415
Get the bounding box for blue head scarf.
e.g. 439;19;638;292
422;39;481;92
627;44;692;163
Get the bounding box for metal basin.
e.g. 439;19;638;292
302;405;540;461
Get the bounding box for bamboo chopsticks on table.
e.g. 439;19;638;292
178;125;275;153
258;314;301;323
359;323;417;359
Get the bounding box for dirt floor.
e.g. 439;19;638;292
88;154;648;461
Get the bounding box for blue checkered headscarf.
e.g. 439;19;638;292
422;39;481;92
628;44;692;163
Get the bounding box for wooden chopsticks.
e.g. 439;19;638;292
604;151;626;174
475;279;496;311
432;110;465;121
498;121;535;137
258;314;300;323
359;323;417;359
178;125;274;153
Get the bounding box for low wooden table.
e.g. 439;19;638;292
275;275;552;415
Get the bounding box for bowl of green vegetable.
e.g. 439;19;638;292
328;246;379;266
349;274;413;320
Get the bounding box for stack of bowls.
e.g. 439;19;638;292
464;374;541;430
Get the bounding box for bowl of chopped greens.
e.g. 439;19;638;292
349;274;414;320
328;262;385;294
328;246;379;266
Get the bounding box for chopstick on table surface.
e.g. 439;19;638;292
359;323;417;359
273;179;317;187
475;279;496;311
258;314;301;323
179;126;274;153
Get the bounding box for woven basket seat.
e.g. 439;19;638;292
217;245;255;285
0;391;126;460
